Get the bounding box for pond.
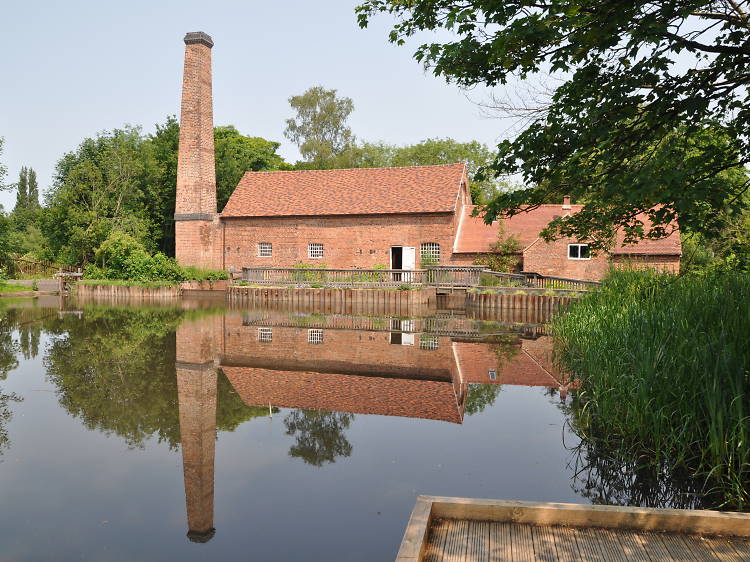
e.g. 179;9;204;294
0;297;693;561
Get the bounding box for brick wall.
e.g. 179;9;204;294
613;254;680;273
221;213;457;270
523;238;611;281
175;219;223;270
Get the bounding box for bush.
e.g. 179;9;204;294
85;231;228;283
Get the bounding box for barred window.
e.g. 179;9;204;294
258;242;272;257
308;243;324;259
308;329;324;344
568;244;591;260
257;328;273;343
419;335;439;350
420;242;440;265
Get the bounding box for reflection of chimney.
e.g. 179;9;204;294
176;315;222;544
175;31;219;269
562;195;571;210
177;363;217;543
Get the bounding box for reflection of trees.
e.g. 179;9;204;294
464;384;501;416
284;410;354;466
562;394;717;510
43;307;267;448
0;306;34;457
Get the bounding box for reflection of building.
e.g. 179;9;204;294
174;311;571;542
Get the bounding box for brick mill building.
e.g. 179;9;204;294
175;32;682;282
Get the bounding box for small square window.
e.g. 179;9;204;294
308;243;324;259
488;369;497;381
419;335;439;350
568;244;591;260
420;242;440;266
308;329;324;344
258;242;272;257
257;328;272;343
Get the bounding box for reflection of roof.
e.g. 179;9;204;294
455;205;681;255
222;367;464;423
222;163;466;217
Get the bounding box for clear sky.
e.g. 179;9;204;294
0;0;512;211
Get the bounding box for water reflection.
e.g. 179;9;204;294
172;307;570;542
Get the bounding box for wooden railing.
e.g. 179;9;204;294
5;255;78;278
481;270;600;291
240;266;485;288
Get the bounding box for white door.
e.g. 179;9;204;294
402;247;416;282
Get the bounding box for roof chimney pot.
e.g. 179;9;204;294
562;195;571;210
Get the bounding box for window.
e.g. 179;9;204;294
308;243;324;259
420;242;440;266
488;369;497;381
308;329;324;344
568;244;591;260
257;328;272;343
419;335;439;350
258;242;272;257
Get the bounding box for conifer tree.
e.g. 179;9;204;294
15;167;27;211
27;168;39;208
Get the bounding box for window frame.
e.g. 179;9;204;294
308;243;324;259
568;243;591;260
420;242;441;265
307;329;324;344
257;242;273;258
257;327;273;343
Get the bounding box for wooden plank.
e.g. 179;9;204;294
488;522;512;562
424;519;449;562
530;525;558;561
728;537;750;558
570;528;607;561
593;529;631;562
609;530;649;561
685;535;742;561
466;520;490;562
425;497;750;537
660;532;699;561
510;523;535;561
550;526;582;562
443;519;468;562
397;499;433;561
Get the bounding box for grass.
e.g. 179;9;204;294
0;282;34;293
78;279;180;288
553;269;750;510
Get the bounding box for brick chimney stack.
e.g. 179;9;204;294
175;31;220;269
562;195;572;210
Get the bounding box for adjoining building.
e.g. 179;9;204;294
174;32;682;281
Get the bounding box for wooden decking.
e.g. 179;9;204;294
397;497;750;561
424;518;750;561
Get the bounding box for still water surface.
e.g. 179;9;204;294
0;298;590;561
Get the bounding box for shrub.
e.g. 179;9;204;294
85;231;228;283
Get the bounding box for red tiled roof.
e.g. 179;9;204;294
221;163;467;217
222;367;464;424
455;205;681;256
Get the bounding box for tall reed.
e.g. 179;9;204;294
553;269;750;509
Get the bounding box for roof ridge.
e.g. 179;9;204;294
241;162;467;176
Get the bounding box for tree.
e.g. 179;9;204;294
473;225;522;272
27;168;39;209
356;138;503;203
0;138;8;191
214;125;290;210
284;86;356;168
14;167;27;211
357;1;750;249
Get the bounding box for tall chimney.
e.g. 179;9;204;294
175;31;219;268
562;195;571;210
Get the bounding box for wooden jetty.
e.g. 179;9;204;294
397;496;750;561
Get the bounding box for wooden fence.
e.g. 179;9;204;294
241;266;484;288
482;270;600;291
5;255;78;278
